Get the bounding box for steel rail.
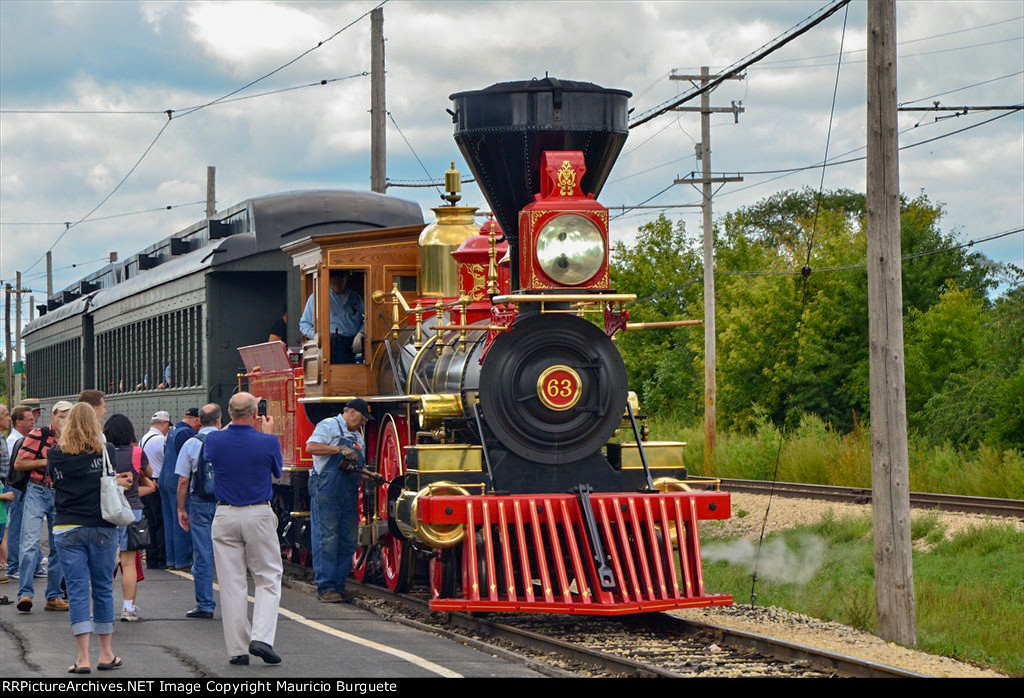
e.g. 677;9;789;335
627;614;929;678
344;579;684;677
335;576;923;677
689;477;1024;518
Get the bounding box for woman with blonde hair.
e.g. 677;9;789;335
49;402;131;673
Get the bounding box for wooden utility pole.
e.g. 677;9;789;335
14;272;22;404
206;165;216;218
370;6;386;193
4;284;12;408
867;0;916;647
672;67;744;474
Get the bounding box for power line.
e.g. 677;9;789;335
611;107;1022;226
716;228;1024;277
171;2;387;120
899;70;1024;106
629;0;852;129
387;177;476;188
759;14;1024;65
623;228;1024;306
386;111;443;197
0;74;368;115
21;117;173;275
750;35;1024;70
11;4;383;277
1;201;205;227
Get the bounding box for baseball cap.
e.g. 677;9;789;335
52;400;74;415
345;399;375;421
185;408;200;418
151;410;171;423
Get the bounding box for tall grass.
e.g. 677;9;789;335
701;514;1024;676
649;412;1024;499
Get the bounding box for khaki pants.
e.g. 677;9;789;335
211;504;282;658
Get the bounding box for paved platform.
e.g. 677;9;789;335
0;568;543;678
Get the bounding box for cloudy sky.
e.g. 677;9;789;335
1;0;1022;325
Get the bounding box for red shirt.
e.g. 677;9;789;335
18;427;56;486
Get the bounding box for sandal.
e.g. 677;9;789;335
97;656;123;671
68;662;91;674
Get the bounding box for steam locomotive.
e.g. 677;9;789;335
23;77;732;615
244;78;733;614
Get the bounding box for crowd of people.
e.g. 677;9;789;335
0;390;306;672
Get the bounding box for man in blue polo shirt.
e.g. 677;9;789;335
175;404;222;620
205;392;283;666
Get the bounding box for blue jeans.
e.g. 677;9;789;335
5;488;37;577
53;526;117;635
309;467;359;595
18;483;63;601
159;470;192;568
188;496;217;611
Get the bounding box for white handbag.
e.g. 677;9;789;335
99;446;135;526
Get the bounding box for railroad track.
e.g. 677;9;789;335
281;563;925;678
689;478;1024;518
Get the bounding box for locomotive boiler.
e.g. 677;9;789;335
244;78;734;614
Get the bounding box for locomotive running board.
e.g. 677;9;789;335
419;490;733;615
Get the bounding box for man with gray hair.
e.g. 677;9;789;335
175;403;222;619
205;393;283;665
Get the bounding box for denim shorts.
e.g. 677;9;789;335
116;508;145;552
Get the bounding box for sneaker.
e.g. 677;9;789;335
16;596;32;613
45;598;69;611
317;591;343;603
120;607;139;622
0;575;8;584
34;569;46;578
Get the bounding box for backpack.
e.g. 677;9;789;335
8;427;51;492
189;433;216;501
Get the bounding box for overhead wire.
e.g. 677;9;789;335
629;0;852;129
387;112;443;197
750;35;1024;70
899;70;1024;106
1;201;206;227
12;2;384;277
759;14;1024;65
0;74;368;115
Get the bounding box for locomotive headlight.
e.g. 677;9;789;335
535;214;605;285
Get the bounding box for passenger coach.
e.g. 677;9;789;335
22;190;423;429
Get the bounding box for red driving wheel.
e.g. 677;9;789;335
377;416;412;592
350;483;369;582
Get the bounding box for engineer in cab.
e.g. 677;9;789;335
299;270;364;364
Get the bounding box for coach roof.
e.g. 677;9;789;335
24;190;423;337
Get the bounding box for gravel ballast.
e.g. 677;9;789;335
680;491;1016;677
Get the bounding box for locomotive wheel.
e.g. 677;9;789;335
429;549;458;599
351;482;369;582
377;415;413;592
479;313;627;464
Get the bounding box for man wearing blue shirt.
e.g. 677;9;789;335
159;409;199;570
206;392;283;666
298;270;364;364
175;404;221;620
305;399;373;603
